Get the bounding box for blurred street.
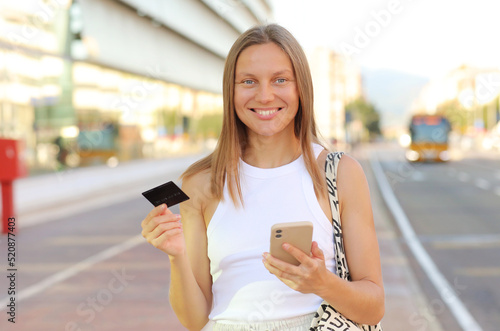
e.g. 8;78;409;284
374;143;500;331
0;143;498;330
0;153;201;331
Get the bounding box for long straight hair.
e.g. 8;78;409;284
181;24;325;206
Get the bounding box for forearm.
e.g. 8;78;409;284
318;273;384;325
168;253;211;330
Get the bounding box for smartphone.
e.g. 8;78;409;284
270;221;313;266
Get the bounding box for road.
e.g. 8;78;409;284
375;143;500;331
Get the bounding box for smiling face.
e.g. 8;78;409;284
234;42;299;139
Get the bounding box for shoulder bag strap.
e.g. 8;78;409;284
323;152;384;331
325;152;350;281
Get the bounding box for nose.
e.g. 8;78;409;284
255;82;274;104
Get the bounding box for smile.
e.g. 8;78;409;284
251;108;282;116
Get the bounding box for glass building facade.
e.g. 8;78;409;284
0;0;258;173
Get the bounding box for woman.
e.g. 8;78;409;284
141;24;384;330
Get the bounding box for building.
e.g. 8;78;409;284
0;0;273;171
307;47;363;147
410;65;500;134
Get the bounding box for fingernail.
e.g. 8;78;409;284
282;243;290;250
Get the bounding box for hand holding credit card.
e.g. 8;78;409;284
141;181;190;207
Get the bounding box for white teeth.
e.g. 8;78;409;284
255;109;279;116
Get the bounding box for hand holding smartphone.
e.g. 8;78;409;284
270;221;313;266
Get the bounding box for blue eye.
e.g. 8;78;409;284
275;78;286;84
243;80;254;85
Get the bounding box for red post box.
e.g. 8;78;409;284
0;139;28;234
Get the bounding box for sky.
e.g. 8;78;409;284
271;0;500;79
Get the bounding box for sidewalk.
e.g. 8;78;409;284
5;154;204;229
4;148;444;330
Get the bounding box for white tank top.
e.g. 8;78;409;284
207;144;335;322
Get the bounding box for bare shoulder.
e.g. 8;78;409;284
315;150;362;175
180;167;219;229
338;153;365;179
181;168;213;210
336;153;372;216
337;153;369;194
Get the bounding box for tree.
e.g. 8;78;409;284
435;100;468;134
345;98;381;139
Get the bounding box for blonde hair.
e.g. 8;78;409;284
181;24;325;206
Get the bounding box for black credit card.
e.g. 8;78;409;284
141;181;190;207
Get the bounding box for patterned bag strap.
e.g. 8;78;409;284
325;152;350;281
323;152;383;331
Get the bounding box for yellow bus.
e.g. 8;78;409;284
406;115;451;162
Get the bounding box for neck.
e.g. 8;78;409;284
242;133;301;168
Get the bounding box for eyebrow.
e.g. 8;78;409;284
235;69;294;77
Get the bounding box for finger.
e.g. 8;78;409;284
145;217;182;242
150;225;183;248
311;241;324;260
150;218;182;237
142;213;181;237
262;255;302;291
262;252;300;277
262;253;293;279
142;204;170;227
282;243;312;266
